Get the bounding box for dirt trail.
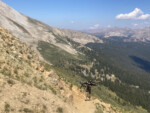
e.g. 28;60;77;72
72;86;96;113
70;86;117;113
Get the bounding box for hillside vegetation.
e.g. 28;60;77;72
86;40;150;112
0;27;128;113
38;39;148;113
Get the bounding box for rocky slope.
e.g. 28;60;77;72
0;1;102;56
0;27;121;113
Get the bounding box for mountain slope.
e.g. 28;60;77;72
0;1;102;56
86;41;150;89
0;27;76;113
37;40;150;112
0;27;124;113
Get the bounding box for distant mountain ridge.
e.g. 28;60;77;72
85;27;150;42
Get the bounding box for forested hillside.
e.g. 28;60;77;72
86;40;150;112
38;38;150;112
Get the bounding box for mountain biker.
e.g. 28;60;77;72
80;80;98;101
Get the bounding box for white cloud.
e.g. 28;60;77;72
132;22;150;28
116;8;150;20
70;20;75;24
89;24;100;29
138;14;150;20
133;23;138;26
107;25;111;28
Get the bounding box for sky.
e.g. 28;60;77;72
2;0;150;30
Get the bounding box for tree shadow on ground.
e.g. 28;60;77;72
130;56;150;73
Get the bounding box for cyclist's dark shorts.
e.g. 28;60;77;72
86;87;91;94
